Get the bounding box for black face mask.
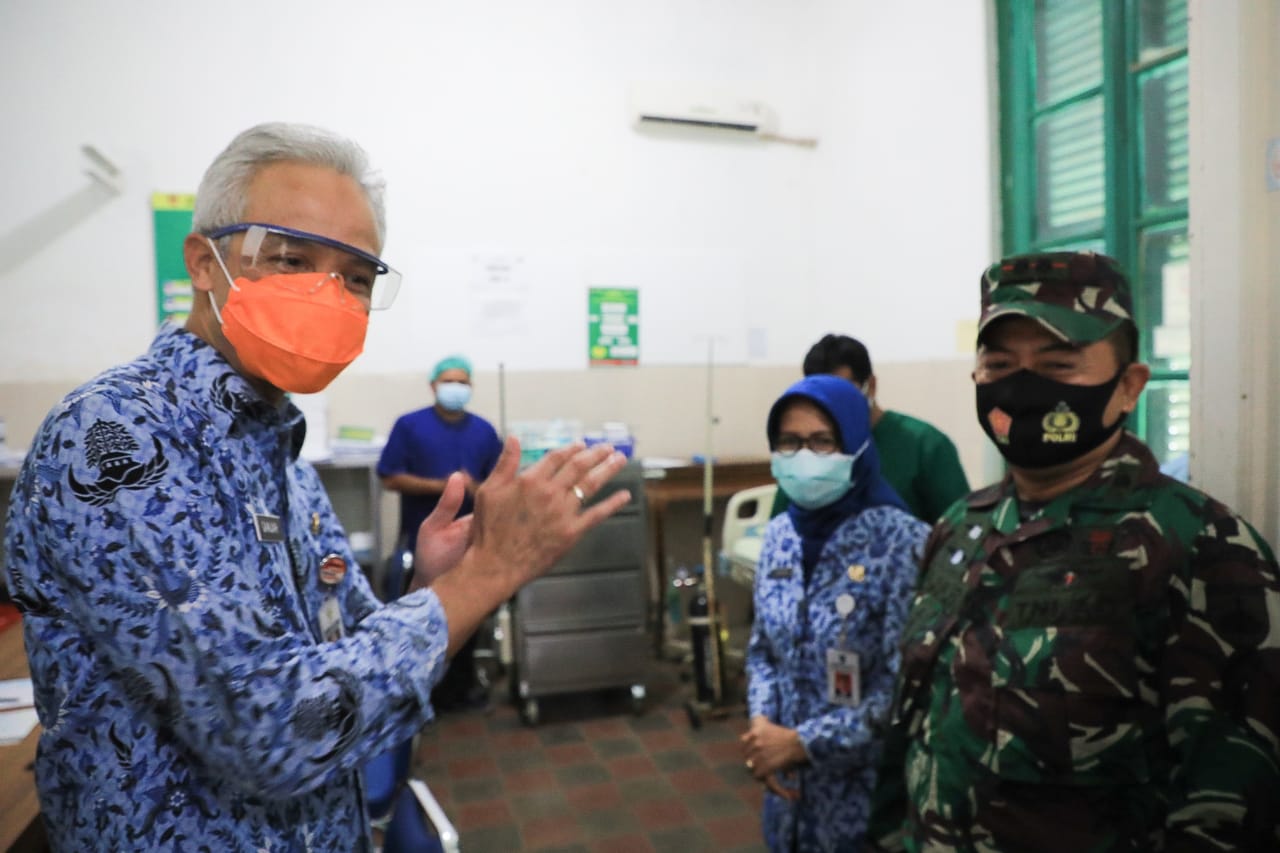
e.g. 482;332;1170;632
975;368;1126;469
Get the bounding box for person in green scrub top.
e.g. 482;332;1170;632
771;334;970;523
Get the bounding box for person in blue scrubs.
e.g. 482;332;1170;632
379;355;502;549
743;375;929;851
378;354;503;709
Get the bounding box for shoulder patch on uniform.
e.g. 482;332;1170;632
964;482;1006;511
68;420;169;506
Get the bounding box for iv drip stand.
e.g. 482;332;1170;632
684;339;739;728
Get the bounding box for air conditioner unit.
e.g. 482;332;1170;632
629;83;779;136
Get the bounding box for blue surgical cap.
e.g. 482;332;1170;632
430;355;472;382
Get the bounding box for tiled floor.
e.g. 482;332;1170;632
412;656;768;853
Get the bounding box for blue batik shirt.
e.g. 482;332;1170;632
746;505;928;853
4;325;449;852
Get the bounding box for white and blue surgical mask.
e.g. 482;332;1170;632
770;442;866;509
435;381;472;411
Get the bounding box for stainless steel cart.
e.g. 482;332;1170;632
510;462;648;724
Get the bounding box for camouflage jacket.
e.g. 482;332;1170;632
869;433;1280;851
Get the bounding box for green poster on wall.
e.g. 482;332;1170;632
153;192;195;326
588;287;639;366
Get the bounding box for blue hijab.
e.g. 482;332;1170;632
766;375;908;577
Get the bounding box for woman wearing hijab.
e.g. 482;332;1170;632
742;374;930;852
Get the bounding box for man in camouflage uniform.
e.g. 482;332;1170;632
869;251;1280;851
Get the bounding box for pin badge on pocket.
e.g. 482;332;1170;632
319;553;347;586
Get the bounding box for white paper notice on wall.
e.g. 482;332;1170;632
470;253;530;337
955;319;978;355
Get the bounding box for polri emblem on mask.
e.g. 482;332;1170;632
1041;403;1081;444
975;368;1127;469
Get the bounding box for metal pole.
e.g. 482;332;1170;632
702;339;724;705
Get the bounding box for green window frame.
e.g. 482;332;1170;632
996;0;1189;467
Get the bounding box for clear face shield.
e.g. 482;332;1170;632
205;222;402;310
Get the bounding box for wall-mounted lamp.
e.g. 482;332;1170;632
0;144;126;274
81;144;123;195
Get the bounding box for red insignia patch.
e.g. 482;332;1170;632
988;407;1013;442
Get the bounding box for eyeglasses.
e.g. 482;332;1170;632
206;222;402;310
773;433;839;456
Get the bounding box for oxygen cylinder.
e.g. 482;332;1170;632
687;578;723;703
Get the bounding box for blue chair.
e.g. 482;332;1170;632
363;542;459;851
364;741;412;822
364;739;459;852
383;780;460;853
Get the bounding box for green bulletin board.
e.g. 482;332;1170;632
153;192;195;326
587;287;639;366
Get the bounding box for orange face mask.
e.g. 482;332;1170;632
208;240;369;393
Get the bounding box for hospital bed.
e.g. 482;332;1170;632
720;483;777;586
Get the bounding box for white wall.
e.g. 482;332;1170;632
1188;0;1280;545
5;1;1277;539
0;0;992;469
0;0;991;373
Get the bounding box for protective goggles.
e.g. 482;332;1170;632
206;222;401;310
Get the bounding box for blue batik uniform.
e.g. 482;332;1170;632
748;508;927;851
748;374;930;852
377;407;502;541
4;325;449;852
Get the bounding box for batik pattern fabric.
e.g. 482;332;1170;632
870;432;1280;852
4;324;449;852
747;505;928;852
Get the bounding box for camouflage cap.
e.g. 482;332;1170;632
977;251;1135;345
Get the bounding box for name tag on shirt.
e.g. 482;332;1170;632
827;648;860;707
253;512;284;543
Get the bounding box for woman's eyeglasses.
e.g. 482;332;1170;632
773;433;839;456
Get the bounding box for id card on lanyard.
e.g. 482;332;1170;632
827;592;860;707
317;554;349;642
319;596;345;642
827;648;860;707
